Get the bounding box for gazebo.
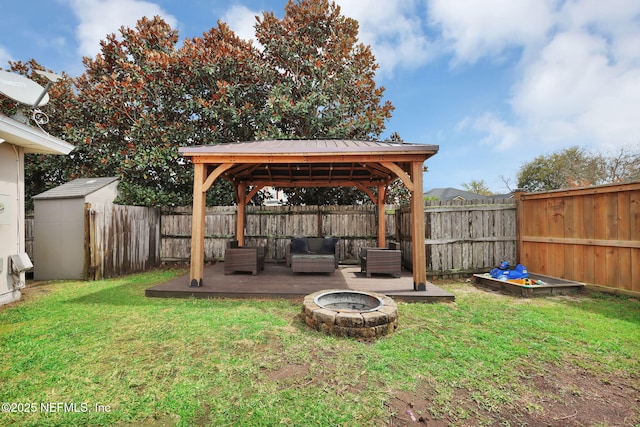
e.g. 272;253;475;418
178;139;438;291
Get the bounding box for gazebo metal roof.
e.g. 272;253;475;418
179;139;439;291
181;139;437;154
180;139;438;188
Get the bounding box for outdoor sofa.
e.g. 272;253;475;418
286;237;340;273
224;240;265;275
360;241;402;278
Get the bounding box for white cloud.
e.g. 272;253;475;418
66;0;178;58
508;0;640;151
428;0;556;64
560;0;640;33
558;0;640;67
431;0;640;153
223;5;260;44
511;31;612;120
0;46;12;67
335;0;435;76
459;112;520;151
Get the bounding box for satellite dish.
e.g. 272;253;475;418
0;70;50;107
34;69;63;83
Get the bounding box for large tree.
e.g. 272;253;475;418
68;17;192;206
255;0;393;139
18;0;396;207
517;145;639;192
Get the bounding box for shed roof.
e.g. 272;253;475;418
33;177;119;200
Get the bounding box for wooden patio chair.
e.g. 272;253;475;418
360;242;401;278
224;240;265;275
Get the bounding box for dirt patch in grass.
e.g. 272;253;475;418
265;362;311;384
385;363;639;426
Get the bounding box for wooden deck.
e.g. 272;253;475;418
145;262;455;303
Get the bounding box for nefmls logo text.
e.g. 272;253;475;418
41;402;89;413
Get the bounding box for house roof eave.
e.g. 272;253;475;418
0;113;74;155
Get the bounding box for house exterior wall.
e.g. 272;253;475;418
0;142;27;306
34;198;86;280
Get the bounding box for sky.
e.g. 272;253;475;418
1;0;639;193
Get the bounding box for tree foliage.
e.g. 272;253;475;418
69;17;196;206
461;180;494;196
255;0;393;139
516;145;640;192
14;0;396;207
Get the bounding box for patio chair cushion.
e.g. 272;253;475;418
291;237;310;254
286;237;340;269
291;254;335;273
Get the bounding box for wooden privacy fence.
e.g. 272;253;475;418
160;205;399;264
27;202;517;278
516;182;640;293
84;203;161;280
398;199;517;277
26;182;636;293
25;213;34;263
160;201;518;277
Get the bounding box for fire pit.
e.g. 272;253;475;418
302;290;398;339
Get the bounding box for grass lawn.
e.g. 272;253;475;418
0;268;638;426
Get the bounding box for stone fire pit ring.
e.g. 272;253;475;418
302;289;398;339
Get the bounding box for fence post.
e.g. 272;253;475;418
514;189;525;264
83;203;97;280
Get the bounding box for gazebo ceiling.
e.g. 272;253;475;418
179;139;439;187
218;161;407;187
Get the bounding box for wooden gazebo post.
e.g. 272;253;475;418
188;162;234;287
410;160;427;291
236;182;247;246
377;184;386;248
189;163;206;287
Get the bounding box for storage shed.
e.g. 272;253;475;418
32;177;119;280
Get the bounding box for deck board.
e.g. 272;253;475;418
145;263;454;303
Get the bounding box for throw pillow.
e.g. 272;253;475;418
319;237;339;254
291;237;309;254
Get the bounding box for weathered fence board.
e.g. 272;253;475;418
25;214;34;262
87;204;161;280
399;199;518;277
159;205;397;263
27;201;516;279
